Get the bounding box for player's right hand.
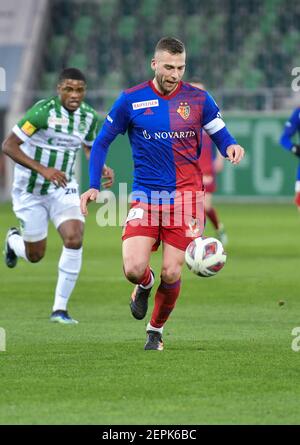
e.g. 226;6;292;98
80;188;99;216
41;167;67;187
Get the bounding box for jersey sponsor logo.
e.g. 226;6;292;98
132;99;159;110
47;136;79;147
177;102;190;120
48;116;69;126
21;121;37;136
142;129;196;140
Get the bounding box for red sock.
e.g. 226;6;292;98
139;266;152;287
150;279;181;328
206;207;220;230
123;265;152;286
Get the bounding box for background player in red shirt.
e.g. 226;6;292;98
200;130;228;244
191;82;228;245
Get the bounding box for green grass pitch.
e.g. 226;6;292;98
1;202;300;425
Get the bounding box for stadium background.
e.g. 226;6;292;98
1;0;300;201
1;0;300;426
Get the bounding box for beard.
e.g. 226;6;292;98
156;75;178;95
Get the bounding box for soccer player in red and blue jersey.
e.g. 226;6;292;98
81;37;245;350
279;107;300;208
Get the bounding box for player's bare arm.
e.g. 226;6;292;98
226;144;245;164
214;151;225;173
2;132;67;187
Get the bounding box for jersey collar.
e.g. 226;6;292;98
149;80;182;100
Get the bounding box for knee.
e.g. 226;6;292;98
123;262;147;284
63;234;83;250
161;265;181;284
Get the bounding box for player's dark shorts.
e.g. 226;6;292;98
122;194;205;251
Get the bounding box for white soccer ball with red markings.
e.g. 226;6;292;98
185;237;227;277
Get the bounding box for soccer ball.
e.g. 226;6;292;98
185;237;227;277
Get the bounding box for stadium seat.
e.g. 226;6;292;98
68;53;88;72
49;35;68;65
162;15;180;36
73;16;93;46
282;30;300;54
37;0;300;110
117;16;137;41
103;71;122;110
98;0;118;21
41;72;57;91
140;0;160;21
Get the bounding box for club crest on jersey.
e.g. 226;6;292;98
78;121;86;132
177;102;190;120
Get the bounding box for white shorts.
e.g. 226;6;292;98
12;181;85;242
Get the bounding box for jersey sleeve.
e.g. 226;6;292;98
88;93;130;190
83;113;102;146
279;108;300;151
13;100;49;142
202;92;236;157
103;92;131;136
202;92;223;129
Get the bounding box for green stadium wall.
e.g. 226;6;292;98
80;113;296;201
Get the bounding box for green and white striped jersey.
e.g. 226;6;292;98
12;96;101;195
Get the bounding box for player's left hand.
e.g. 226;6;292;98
226;144;245;164
101;165;114;189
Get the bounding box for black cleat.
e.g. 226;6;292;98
130;270;154;320
3;227;20;268
144;330;164;351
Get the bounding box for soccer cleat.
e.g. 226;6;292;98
50;310;78;325
144;330;164;351
216;223;228;246
130;270;154;320
3;227;20;268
